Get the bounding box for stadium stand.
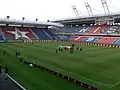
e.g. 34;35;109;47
52;24;120;46
53;25;120;35
0;27;4;40
58;35;70;41
1;27;15;40
0;25;120;45
17;27;37;40
113;38;120;45
45;29;60;40
104;25;120;34
80;36;99;43
32;28;54;40
0;25;120;46
97;37;116;44
0;27;59;40
0;18;120;47
70;36;85;42
87;25;108;34
55;26;91;34
0;35;4;40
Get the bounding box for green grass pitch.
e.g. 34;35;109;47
1;41;120;90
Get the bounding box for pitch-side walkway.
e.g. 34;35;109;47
0;73;21;90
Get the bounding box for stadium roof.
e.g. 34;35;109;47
51;12;120;22
0;18;63;27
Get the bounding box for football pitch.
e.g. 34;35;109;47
1;41;120;90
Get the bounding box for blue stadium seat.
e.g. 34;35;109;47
104;26;120;34
58;35;70;41
80;37;99;43
32;28;59;40
113;39;120;46
0;35;4;40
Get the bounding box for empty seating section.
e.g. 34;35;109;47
46;29;59;40
76;26;90;34
71;36;119;45
0;27;4;40
32;28;60;40
0;27;59;40
71;36;85;42
97;37;116;45
80;37;99;43
56;25;120;35
32;28;52;40
87;26;98;33
99;25;109;33
17;27;37;40
2;27;15;40
87;25;109;34
58;35;70;41
113;39;120;46
104;26;120;34
1;25;120;46
58;25;120;46
0;35;3;40
59;27;80;33
57;26;91;34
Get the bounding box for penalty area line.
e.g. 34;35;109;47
7;74;27;90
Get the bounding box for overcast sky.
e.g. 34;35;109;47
0;0;119;21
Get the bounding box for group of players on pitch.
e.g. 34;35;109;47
56;44;83;53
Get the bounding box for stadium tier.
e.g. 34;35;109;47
87;25;108;34
17;27;37;40
0;26;59;40
32;28;59;40
0;35;4;40
97;37;116;44
71;36;120;45
1;25;120;46
55;25;120;34
51;25;120;46
45;29;60;40
57;35;71;41
2;27;15;40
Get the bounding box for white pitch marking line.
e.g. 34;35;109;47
110;81;120;88
7;74;27;90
